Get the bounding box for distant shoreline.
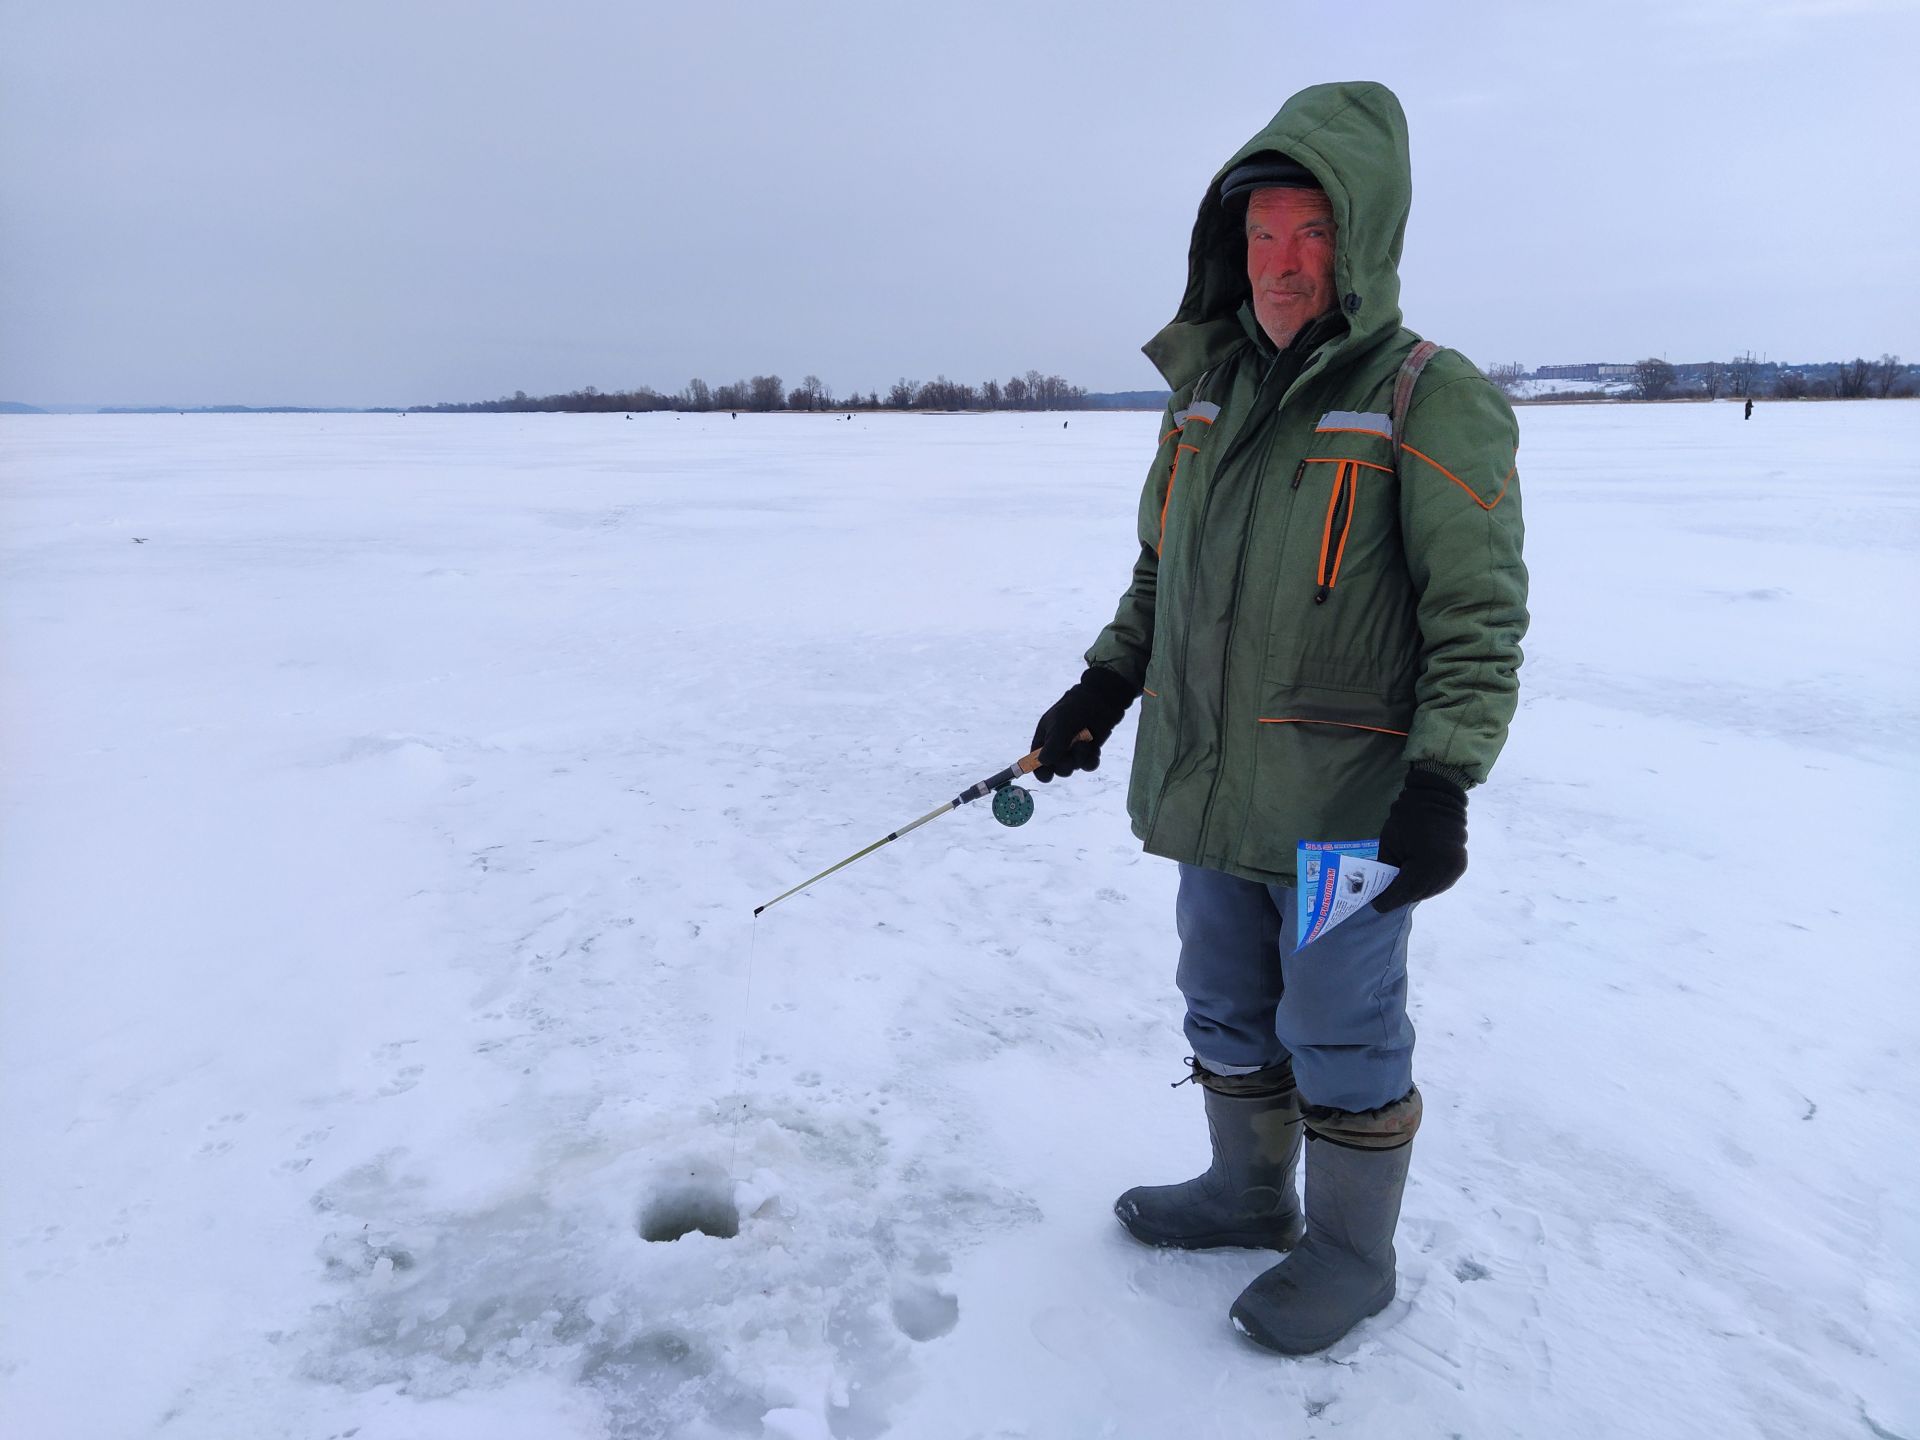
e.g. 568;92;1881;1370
7;396;1915;417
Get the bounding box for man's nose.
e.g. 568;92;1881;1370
1264;239;1303;275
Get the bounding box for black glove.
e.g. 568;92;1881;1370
1371;768;1469;912
1030;666;1139;782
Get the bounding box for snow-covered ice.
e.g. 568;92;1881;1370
2;403;1916;1438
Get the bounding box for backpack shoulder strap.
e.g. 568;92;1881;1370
1390;340;1442;472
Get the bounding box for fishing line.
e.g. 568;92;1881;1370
728;912;761;1184
753;733;1082;915
731;731;1087;1181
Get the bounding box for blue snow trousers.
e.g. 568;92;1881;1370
1174;863;1416;1114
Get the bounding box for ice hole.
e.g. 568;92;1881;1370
890;1281;960;1342
638;1171;740;1243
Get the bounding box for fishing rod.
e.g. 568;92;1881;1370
754;730;1090;916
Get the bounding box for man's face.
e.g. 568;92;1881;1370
1244;187;1338;348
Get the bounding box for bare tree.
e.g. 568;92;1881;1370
1483;362;1526;399
887;378;916;409
1834;358;1873;399
684;378;712;411
788;374;829;411
1699;361;1725;400
913;376;977;410
1632;358;1676;401
1772;371;1808;400
1729;352;1759;398
1873;354;1903;398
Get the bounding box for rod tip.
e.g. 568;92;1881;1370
753;905;765;917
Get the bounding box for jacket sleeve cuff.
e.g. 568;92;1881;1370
1079;664;1143;714
1408;759;1476;793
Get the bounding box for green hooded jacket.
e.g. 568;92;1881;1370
1085;81;1529;886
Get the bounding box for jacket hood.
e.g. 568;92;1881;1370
1143;81;1412;390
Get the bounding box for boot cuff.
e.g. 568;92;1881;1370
1303;1085;1422;1149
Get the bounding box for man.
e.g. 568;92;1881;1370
1031;81;1528;1355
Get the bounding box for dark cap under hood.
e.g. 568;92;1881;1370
1143;81;1413;390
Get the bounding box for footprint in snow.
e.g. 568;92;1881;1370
377;1065;425;1097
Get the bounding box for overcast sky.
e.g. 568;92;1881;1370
3;0;1914;408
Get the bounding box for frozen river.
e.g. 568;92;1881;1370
3;403;1916;1438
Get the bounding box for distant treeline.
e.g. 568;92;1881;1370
93;405;407;415
420;371;1094;414
1487;353;1915;403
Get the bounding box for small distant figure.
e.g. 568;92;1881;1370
731;411;739;419
1743;397;1753;420
132;537;147;544
625;413;631;419
1063;420;1069;429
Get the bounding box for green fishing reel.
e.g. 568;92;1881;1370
991;784;1035;827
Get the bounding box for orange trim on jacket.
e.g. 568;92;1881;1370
1312;461;1362;592
1328;463;1358;587
1158;443;1201;555
1401;443;1515;510
1255;717;1410;738
1155;410;1216;554
1315;462;1345;587
1302;455;1393;475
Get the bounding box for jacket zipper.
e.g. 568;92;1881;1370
1211;352;1289;475
1314;461;1355;605
1190;360;1291;859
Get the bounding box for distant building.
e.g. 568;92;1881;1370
1531;363;1635;381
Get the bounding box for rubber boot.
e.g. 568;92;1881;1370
1229;1134;1411;1354
1114;1064;1305;1251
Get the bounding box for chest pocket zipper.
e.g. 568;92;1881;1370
1314;460;1358;604
1157;400;1219;555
